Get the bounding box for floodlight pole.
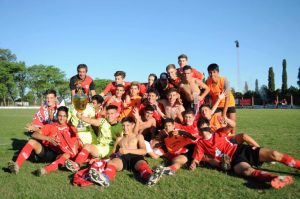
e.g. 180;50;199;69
235;40;241;92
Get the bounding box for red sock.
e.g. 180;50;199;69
280;154;300;169
44;156;67;173
251;170;277;182
16;143;33;167
136;162;153;181
104;164;117;181
169;165;178;172
75;148;89;164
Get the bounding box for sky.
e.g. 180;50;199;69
1;0;299;92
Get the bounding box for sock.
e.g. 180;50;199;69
103;164;117;181
16;143;33;167
251;169;277;182
169;165;178;172
44;156;67;173
136;162;152;181
280;154;300;169
75;148;89;164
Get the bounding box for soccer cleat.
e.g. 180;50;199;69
221;154;231;171
8;161;19;174
64;159;80;173
89;168;110;187
147;165;164;186
35;168;47;176
162;167;175;176
271;175;293;189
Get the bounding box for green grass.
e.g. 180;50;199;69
0;109;300;199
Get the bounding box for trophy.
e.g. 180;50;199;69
72;81;88;130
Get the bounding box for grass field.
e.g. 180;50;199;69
0;109;300;199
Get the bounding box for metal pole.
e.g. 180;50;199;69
235;40;241;92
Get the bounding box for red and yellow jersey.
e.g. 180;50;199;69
206;76;235;107
192;130;238;162
102;81;131;96
69;75;95;96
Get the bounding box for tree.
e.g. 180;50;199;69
297;67;300;88
281;59;288;93
27;65;66;104
268;67;275;92
94;78;112;94
244;81;249;93
255;79;259;94
0;48;17;62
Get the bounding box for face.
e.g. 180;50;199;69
46;94;57;107
147;92;158;104
208;70;219;83
167;68;177;80
200;106;212;120
183;69;193;81
116;87;125;97
106;108;118;123
167;91;178;104
57;110;68;125
199;123;210;134
148;76;155;86
184;113;195;125
92;100;102;110
144;110;154;120
130;85;139;96
178;58;187;68
115;75;124;85
78;68;87;80
122;121;134;135
164;122;175;133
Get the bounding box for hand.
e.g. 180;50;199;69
47;135;60;146
119;148;127;155
218;92;226;101
25;123;37;132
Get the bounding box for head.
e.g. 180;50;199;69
166;64;177;80
92;95;104;110
183;109;195;126
129;81;140;97
207;63;220;83
197;117;211;134
57;106;68;125
199;104;212;120
143;105;155;120
178;54;188;68
163;118;175;133
77;64;88;80
148;73;157;86
44;89;57;107
159;72;169;87
147;89;159;105
182;65;193;81
105;105;119;124
115;84;125;98
121;116;136;135
114;71;126;85
166;88;179;104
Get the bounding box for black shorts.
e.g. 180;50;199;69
231;144;262;168
183;144;195;160
120;154;146;171
34;146;57;163
216;107;236;114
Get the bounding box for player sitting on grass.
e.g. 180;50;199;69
190;118;300;189
8;106;81;175
88;116;165;187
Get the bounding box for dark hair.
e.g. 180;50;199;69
121;116;136;124
147;88;159;96
197;117;210;129
144;105;155;112
207;63;219;72
166;87;178;96
106;105;118;111
77;64;88;72
163;118;175;126
114;71;126;78
199;104;211;111
178;54;188;60
44;89;57;97
116;84;125;89
91;94;104;104
183;65;192;71
57;106;68;116
183;109;195;116
166;64;176;72
148;73;157;81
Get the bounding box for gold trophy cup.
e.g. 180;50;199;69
72;82;88;130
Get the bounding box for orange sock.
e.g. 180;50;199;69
75;148;89;164
251;170;277;182
280;154;300;169
136;162;152;181
44;156;67;173
104;164;117;181
16;143;33;167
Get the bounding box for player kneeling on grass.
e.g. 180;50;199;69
8;106;82;175
190;118;300;189
89;116;164;187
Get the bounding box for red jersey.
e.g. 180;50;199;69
102;81;131;96
175;122;199;137
193;130;238;162
164;132;195;154
139;103;165;126
69;75;95;96
169;77;181;88
41;123;81;157
103;96;124;113
177;68;204;81
31;104;58;128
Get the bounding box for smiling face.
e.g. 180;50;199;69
57;110;68;125
78;68;87;80
178;58;188;68
183;69;193;81
147;92;158;105
115;75;124;85
106;108;118;124
208;70;219;83
46;93;57;108
164;122;175;133
184;113;195;126
148;75;156;87
200;106;212;120
167;68;178;80
122;121;134;135
167;91;178;104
